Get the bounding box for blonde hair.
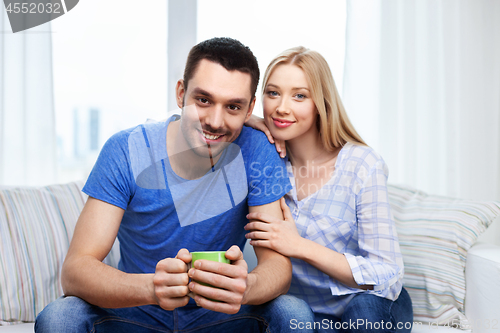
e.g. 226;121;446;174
262;47;366;150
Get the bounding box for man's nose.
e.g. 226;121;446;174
205;105;224;131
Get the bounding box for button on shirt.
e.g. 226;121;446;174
286;142;404;317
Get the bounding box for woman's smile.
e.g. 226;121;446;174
272;117;295;128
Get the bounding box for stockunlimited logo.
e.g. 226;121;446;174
3;0;79;33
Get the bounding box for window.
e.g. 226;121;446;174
51;0;167;183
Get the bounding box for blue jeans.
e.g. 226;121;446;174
313;288;413;333
35;294;314;333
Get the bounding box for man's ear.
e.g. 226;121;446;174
245;97;256;122
175;80;185;109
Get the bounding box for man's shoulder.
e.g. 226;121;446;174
235;126;284;165
106;120;167;147
237;125;274;150
99;127;135;153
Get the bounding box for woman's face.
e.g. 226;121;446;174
263;64;318;142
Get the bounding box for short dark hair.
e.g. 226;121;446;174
183;37;260;99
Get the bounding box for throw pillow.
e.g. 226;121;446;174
388;184;500;325
0;182;86;324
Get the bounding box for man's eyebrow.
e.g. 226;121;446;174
192;88;212;97
227;97;249;105
192;87;248;105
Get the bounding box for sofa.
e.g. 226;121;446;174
1;181;499;332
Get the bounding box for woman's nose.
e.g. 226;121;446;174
276;99;290;115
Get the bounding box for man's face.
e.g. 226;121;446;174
176;59;255;160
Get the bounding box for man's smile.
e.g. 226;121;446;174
198;129;226;144
202;131;223;140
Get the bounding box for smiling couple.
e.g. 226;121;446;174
35;37;412;333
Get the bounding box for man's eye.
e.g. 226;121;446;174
228;105;241;111
198;98;209;104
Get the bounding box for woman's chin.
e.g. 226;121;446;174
265;119;293;141
270;132;292;142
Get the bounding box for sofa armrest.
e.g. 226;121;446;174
464;242;500;333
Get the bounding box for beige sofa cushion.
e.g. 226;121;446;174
388;184;500;326
0;182;86;324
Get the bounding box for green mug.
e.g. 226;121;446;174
191;251;230;265
189;251;230;301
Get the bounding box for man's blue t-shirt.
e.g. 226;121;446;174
83;115;291;274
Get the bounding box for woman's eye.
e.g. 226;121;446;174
267;91;278;97
296;94;306;99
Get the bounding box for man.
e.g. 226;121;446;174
35;37;314;332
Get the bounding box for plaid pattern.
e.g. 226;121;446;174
286;142;404;317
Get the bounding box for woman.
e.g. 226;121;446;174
245;47;413;332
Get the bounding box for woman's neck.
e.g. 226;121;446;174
287;129;342;201
287;131;330;167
